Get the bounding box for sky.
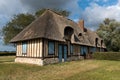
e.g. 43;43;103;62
0;0;120;51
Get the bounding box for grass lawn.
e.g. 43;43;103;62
0;56;120;80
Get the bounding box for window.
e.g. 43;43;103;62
64;27;74;40
70;45;73;55
84;28;87;32
80;46;84;55
48;41;55;55
95;38;98;47
78;33;82;36
101;40;103;46
22;42;27;55
91;47;96;53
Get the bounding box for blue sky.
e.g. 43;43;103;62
0;0;120;51
78;0;118;10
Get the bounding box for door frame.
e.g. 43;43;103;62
58;44;68;62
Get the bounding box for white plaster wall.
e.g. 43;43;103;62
15;58;43;66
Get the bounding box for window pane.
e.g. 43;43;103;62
91;47;96;53
70;45;73;54
64;46;67;54
80;46;84;55
84;46;87;54
22;42;27;54
48;42;55;55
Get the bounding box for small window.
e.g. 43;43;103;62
80;46;84;55
95;38;98;47
84;28;87;32
22;42;27;55
101;40;103;46
48;41;55;55
70;45;73;54
64;27;74;40
91;47;96;52
78;33;82;36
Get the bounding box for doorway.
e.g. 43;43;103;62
58;44;68;62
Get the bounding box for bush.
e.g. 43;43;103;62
93;52;120;61
0;51;16;56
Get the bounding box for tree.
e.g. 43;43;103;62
35;9;70;17
2;14;35;44
2;9;70;44
97;18;120;52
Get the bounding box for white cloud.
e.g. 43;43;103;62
0;0;24;15
0;0;28;28
19;0;81;21
64;0;82;20
0;0;120;50
0;0;80;51
0;0;80;27
0;0;27;51
82;0;120;30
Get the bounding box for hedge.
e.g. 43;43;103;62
93;52;120;61
0;52;16;56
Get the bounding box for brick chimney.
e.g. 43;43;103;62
78;20;84;32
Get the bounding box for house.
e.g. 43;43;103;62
10;10;106;65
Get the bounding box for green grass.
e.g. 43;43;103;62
0;56;120;80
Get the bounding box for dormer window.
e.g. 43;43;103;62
78;33;82;36
95;38;98;47
84;28;87;32
64;26;74;41
78;33;83;42
101;40;103;47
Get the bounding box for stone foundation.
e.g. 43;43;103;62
15;56;84;66
43;58;59;65
15;57;43;66
67;56;84;61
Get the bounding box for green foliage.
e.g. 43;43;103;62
35;9;46;17
93;52;120;61
2;14;35;44
35;9;70;17
1;9;70;45
97;18;120;51
0;51;16;56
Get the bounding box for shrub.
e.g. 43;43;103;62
93;52;120;61
0;51;16;56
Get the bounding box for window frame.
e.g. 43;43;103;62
48;41;55;55
22;41;27;55
80;46;84;55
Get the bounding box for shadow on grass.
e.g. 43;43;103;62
0;60;14;63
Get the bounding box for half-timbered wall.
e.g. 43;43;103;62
16;42;22;56
73;45;80;55
43;39;59;58
16;39;42;58
15;38;105;65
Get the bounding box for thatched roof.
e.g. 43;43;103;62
85;29;106;48
10;10;106;48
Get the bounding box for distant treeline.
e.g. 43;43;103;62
0;51;16;56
